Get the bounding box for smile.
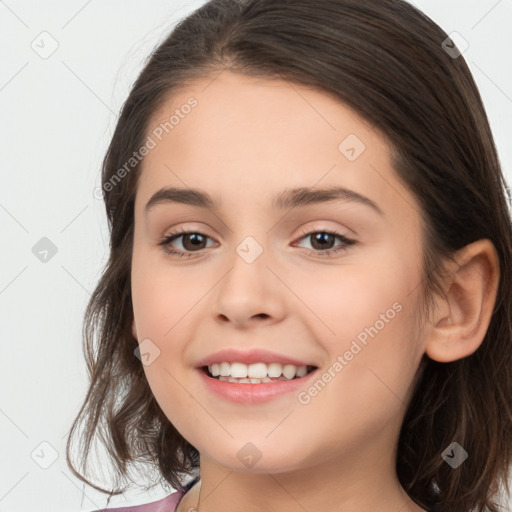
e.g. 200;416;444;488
199;363;318;403
204;362;316;383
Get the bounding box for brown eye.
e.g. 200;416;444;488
295;229;356;257
180;233;208;251
309;232;336;250
158;230;216;258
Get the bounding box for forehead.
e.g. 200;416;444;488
135;71;415;221
146;71;385;161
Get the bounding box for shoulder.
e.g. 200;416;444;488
89;488;185;512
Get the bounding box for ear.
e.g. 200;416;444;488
424;239;500;363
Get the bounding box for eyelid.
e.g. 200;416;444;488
294;222;356;241
160;223;217;240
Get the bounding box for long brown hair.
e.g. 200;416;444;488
66;1;512;510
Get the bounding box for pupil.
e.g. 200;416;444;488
312;232;333;250
185;233;205;250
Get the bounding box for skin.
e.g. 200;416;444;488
130;71;500;512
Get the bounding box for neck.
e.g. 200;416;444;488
177;432;429;512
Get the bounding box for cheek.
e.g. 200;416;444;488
293;251;420;344
131;245;206;339
141;360;205;449
131;247;205;416
294;293;422;458
294;244;424;400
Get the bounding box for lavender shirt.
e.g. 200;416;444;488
91;477;200;512
90;478;436;512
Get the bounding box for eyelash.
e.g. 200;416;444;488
158;227;356;259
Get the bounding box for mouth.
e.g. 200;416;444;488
202;362;318;384
198;359;320;403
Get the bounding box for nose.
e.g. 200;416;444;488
212;239;286;328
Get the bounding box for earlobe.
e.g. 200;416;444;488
424;239;500;363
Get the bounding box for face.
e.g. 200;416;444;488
131;71;428;475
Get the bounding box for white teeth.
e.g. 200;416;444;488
219;362;230;376
296;365;308;377
248;363;267;379
218;376;277;383
230;362;247;378
282;364;296;380
206;362;310;381
267;362;283;378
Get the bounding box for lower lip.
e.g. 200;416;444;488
198;368;318;404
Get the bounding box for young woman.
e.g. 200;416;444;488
66;1;512;511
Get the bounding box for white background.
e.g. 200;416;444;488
1;1;511;510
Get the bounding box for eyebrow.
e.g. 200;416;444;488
144;185;383;215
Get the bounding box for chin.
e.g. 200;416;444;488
200;438;314;475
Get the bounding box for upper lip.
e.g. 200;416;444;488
195;348;317;368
